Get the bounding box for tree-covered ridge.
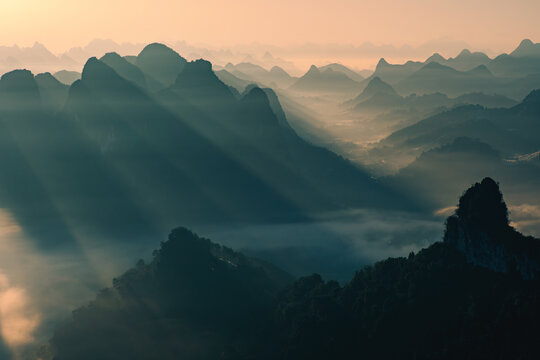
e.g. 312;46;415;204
49;227;291;360
43;179;540;360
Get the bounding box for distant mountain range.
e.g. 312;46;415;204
360;39;540;99
348;76;517;113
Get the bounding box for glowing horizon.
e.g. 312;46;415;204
1;0;539;55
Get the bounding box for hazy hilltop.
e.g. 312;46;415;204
38;179;540;360
222;62;296;89
425;49;492;71
289;65;364;95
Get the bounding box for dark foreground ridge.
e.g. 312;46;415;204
40;178;540;360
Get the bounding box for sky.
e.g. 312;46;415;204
0;0;539;54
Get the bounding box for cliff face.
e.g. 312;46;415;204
444;177;540;279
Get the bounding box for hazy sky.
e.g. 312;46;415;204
0;0;539;54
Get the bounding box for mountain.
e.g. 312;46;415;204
0;42;76;74
425;52;446;64
367;49;540;98
368;88;540;174
0;45;416;248
487;39;540;77
66;57;304;225
223;62;295;88
510;38;540;58
425;49;491;71
369;58;424;84
214;68;255;93
40;180;540;360
445;177;540;278
53;70;81;85
289;65;363;94
447;49;491;70
351;88;516;114
100;52;147;89
35;72;69;111
152;56;409;211
384;137;540;213
348;76;397;104
396;61;497;96
318;63;364;82
48;227;293;360
135;43;187;89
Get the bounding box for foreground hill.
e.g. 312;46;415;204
47;227;293;360
40;179;540;359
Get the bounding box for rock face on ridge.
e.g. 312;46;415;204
444;177;540;279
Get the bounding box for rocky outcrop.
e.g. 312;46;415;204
444;177;540;279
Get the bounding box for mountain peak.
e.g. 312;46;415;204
306;65;320;74
468;64;492;76
175;59;213;84
510;38;540;57
456;177;508;230
445;178;540;279
0;69;39;94
426;52;446;63
457;49;472;57
81;57;108;81
0;69;41;109
519;38;534;47
136;43;187;87
376;58;389;69
522;89;540;104
365;76;395;92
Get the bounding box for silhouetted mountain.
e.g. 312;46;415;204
384;138;540;212
215;69;255;93
289;65;363;94
52;70;81;85
348;76;397;104
35;72;69;111
369;57;424;84
425;52;446;64
485;40;540;78
445;178;540;278
159;57;410;211
49;227;293;360
223;62;295;88
319;63;364;82
67;57;302;225
396;61;496;96
510;38;540;58
135;43;187;89
348;77;516;126
0;69;41;110
3;48;418;246
378;87;540;159
426;49;491;71
100;52;147;89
